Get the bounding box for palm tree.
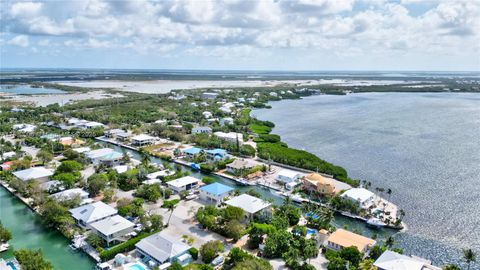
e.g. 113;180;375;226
385;236;395;248
165;202;178;227
463;248;476;270
140;152;150;167
386;188;392;202
442;264;460;270
359;259;377;270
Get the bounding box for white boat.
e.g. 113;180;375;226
366;217;387;228
0;243;9;253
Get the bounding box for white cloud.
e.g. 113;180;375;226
7;35;29;47
10;2;43;18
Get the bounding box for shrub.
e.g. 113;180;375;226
188;247;199;260
99;231;158;261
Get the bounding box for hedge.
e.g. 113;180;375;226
99;230;159;261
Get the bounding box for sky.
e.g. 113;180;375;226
0;0;479;71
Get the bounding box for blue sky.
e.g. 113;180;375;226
1;0;479;71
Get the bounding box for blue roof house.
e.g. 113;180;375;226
182;147;203;159
199;182;234;205
206;149;228;161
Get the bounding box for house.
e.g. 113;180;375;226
135;231;192;267
116;132;131;141
13;123;36;133
131;134;156;146
202;92;219;99
40;133;60;141
303;173;337;196
205;149;228;161
145;170;175;184
1;151;16;161
154;119;167;125
202;111;213;119
182;147;203;159
199;182;234;205
105;129;126;138
226;159;257;175
89;215;135;246
73;147;91;154
373;250;441;270
49;188;89;203
326;229;376;253
166;176;200;193
86;148;123;165
84;121;105;129
0;162;13;171
341;188;375;209
39;180;63;192
13;167;53;182
220;117;234;126
192;127;212;135
213;132;243;144
219;106;232;114
276;169;302;184
225;194;272;220
69;201;118;228
58;136;75;146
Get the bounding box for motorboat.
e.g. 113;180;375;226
366;217;387;228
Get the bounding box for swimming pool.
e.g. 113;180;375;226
305;212;319;219
6;261;17;270
125;262;148;270
306;228;317;235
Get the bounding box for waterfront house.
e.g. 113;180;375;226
145;170;175;184
131;134;156;146
84;121;105;129
226;159;257;176
225;194;272;220
220;117;234;126
182;147;203;159
40;133;60;141
202;92;219;100
326;229;376;253
199;182;234;205
105;129;126;138
135;231;192;267
89;215;135;246
69;201;118;228
341;188;375;209
276;169;302;184
39;180;63;193
50;188;90;204
13;123;36;133
13;167;53;183
166;176;200;193
116;131;131;141
205;148;228;161
192;126;212;135
213;132;243;144
86;148;123;166
73;146;91;154
303;173;337;196
373;250;441;270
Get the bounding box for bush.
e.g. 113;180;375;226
201;177;215;185
99;231;158;261
200;240;224;263
188;247;199;260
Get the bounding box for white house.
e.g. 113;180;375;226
145;170;175;184
13;167;53;182
192;127;212;135
105;129;126;138
131;134;156;146
69;201;118;228
13;123;36;133
374;250;441;270
202;111;213;119
220;117;234;126
199;182;234;205
213;132;243;144
224;194;272;220
202;92;219;99
50;188;89;203
89;215;135;246
135;231;192;267
1;151;16;161
276;169;303;184
166;176;200;193
84;121;105;129
341;188;375;209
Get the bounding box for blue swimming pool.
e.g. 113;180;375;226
306;228;317;235
6;261;17;270
126;263;147;270
305;212;319;219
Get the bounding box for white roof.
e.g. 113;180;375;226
73;147;91;153
1;151;16;160
147;170;174;179
214;131;243;141
278;169;302;179
85;121;104;127
50;188;89;201
90;215;134;236
69;201;117;224
13;167;53;181
86;148;115;159
374;251;435;270
132;134;155;141
225;194;271;215
341;188;375;203
167;176;200;188
135;231;191;263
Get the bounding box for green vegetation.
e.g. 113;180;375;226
0;222;12;243
200;240;224;263
134;183;162;202
99;230;159;261
224;247;272;270
14;249;53;270
196;205;247;241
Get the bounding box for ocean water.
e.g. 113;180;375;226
0;84;65;94
254;92;480;269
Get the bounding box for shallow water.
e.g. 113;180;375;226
0;84;65;94
254;92;480;269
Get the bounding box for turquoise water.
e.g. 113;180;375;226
254;92;480;269
0;187;96;270
0;84;65;94
126;264;146;270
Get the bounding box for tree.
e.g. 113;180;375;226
56;160;83;173
200;240;224;263
163;199;179;227
327;257;348;270
385;236;395;248
222;206;244;221
150;214;163;231
338;246;362;267
359;259;377;270
134;184;162;202
443;264;461;270
13;249;53;270
167;262;183;270
87;173;108;196
463;249;476;270
52;172;79;188
263;230;293;258
0;222;12;243
86;233;103;248
225;220;245;241
39;199;75;234
232;259;273;270
37;149;53;165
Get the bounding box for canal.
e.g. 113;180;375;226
0;186;96;270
